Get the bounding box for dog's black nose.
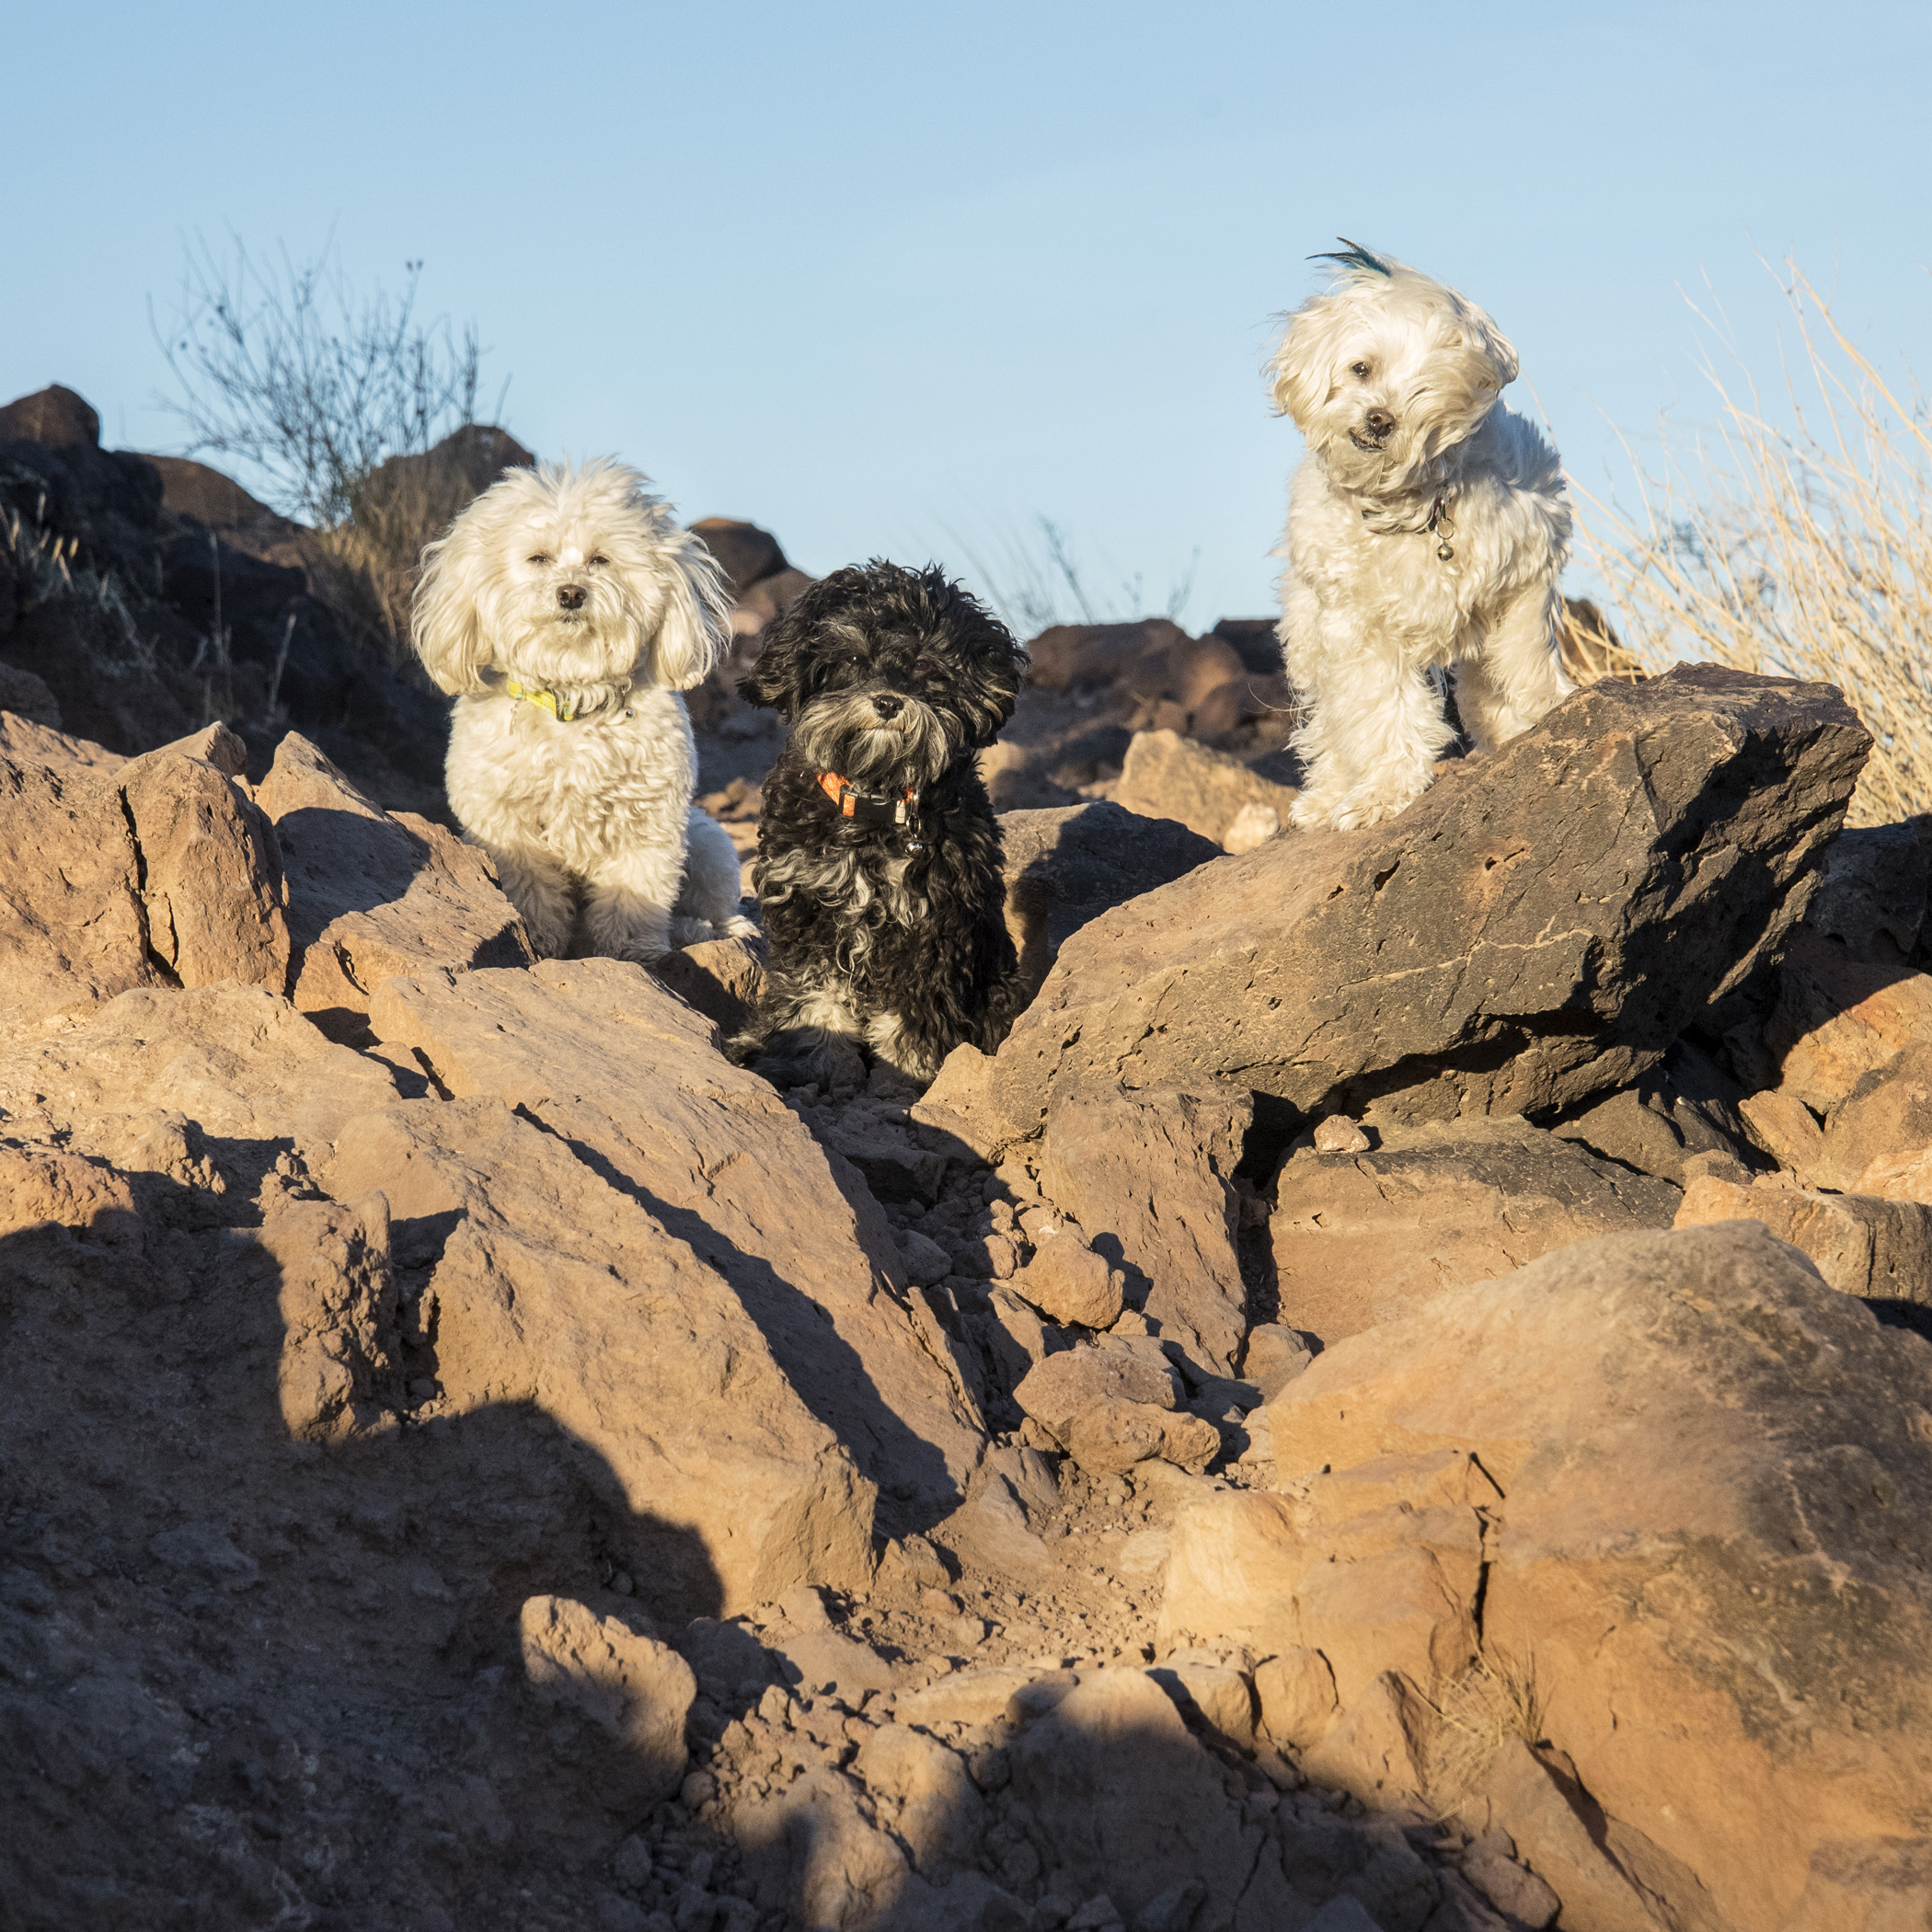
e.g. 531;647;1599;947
557;584;586;612
871;693;904;720
1363;408;1395;439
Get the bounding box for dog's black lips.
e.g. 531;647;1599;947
1349;428;1386;452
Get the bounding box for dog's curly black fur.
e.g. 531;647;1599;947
733;560;1029;1088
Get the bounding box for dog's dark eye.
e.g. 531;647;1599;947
528;552;552;566
589;555;609;568
1349;361;1371;379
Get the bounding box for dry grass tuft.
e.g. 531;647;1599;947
1425;1649;1546;1802
1574;259;1932;826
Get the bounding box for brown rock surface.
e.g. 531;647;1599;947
1010;1231;1123;1329
1269;1118;1681;1345
982;668;1869;1139
1812;1041;1932;1190
1037;1083;1252;1372
997;799;1217;1003
0;746;159;1031
121;750;290;993
1004;1667;1261;1926
1262;1222;1932;1932
322;1093;880;1614
1115;727;1299;847
650;932;766;1037
1765;928;1932;1112
1674;1174;1932;1318
257;730;531;1034
519;1594;697;1803
365;958;986;1516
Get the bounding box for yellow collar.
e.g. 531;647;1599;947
504;678;576;721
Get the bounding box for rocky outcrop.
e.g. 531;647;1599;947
0;384;454;810
1221;1222;1932;1932
1675;1173;1932;1318
364;957;987;1524
256;730;532;1036
996;800;1217;1003
0;723;288;1034
982;668;1868;1141
1269;1117;1682;1345
1115;727;1300;850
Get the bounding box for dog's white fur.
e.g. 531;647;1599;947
1270;247;1573;830
412;458;748;960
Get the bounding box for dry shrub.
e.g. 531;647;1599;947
1575;260;1932;826
1424;1649;1546;1803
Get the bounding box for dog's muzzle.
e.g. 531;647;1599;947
1349;408;1396;452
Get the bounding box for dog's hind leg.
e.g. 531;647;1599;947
674;808;756;939
487;843;577;959
1455;587;1574;753
737;972;868;1091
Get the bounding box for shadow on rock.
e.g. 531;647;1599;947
0;1158;730;1932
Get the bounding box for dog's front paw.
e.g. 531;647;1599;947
667;915;718;949
1330;776;1433;832
719;914;760;941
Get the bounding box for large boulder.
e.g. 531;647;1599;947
322;1094;878;1614
1114;727;1300;849
980;668;1869;1141
1253;1223;1932;1932
0;729;288;1037
365;957;987;1520
1269;1118;1681;1345
997;800;1217;1003
255;730;531;1037
1675;1174;1932;1322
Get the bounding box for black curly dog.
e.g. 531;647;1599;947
733;560;1028;1088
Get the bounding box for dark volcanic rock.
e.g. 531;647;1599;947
984;668;1869;1139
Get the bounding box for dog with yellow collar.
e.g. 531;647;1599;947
411;458;750;960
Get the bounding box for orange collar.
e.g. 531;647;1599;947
816;770;921;829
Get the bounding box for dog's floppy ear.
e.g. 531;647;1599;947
646;531;732;691
928;569;1028;747
737;567;864;717
1268;293;1350;430
411;522;493;695
1457;298;1521;393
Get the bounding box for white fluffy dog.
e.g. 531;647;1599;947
1270;242;1574;830
412;458;750;960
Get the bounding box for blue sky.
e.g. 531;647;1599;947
7;1;1930;627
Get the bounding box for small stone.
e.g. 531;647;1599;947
1312;1116;1371;1155
678;1770;718;1811
1241;1324;1314;1401
1133;1878;1208;1932
596;1895;650;1932
1067;1895;1122;1931
613;1835;654;1889
897;1228;953;1288
1222;802;1281;855
1014;1236;1125;1330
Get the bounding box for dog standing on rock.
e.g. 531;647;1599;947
412;459;750;960
1271;242;1574;830
734;561;1029;1088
